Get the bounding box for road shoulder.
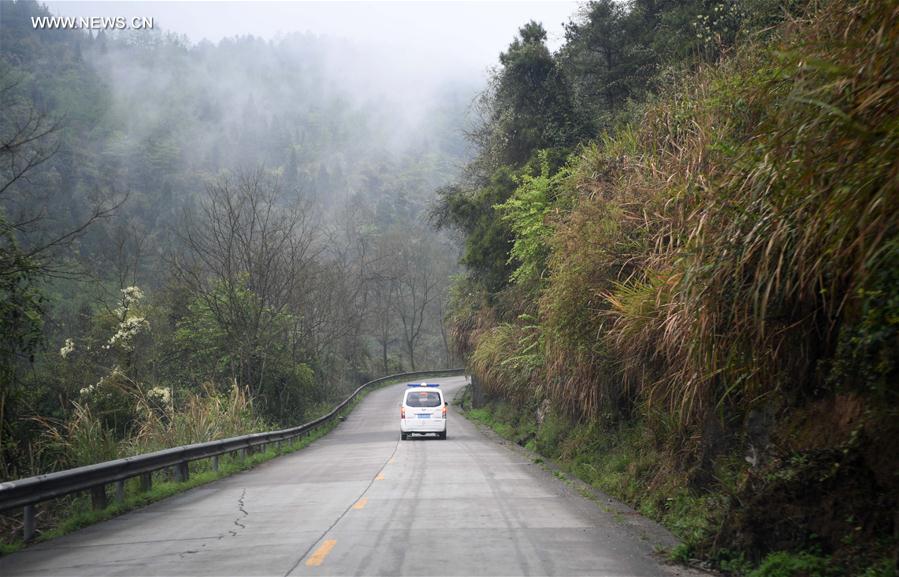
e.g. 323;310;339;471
451;386;716;576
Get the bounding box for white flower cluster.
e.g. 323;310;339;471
60;338;75;359
109;316;149;350
147;386;172;405
692;2;741;44
79;367;123;398
107;286;150;351
122;286;144;303
115;286;145;317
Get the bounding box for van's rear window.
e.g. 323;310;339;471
405;391;441;407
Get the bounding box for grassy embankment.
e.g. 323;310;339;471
456;2;898;575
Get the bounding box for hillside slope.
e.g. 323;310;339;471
447;1;898;574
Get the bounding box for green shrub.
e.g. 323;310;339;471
748;551;833;577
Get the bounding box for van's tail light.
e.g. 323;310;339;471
400;405;405;419
442;405;447;418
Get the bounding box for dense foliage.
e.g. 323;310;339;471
0;0;467;486
440;0;897;574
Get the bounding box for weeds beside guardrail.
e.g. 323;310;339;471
0;368;464;543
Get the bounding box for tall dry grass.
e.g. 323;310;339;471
129;382;267;454
471;0;898;441
35;382;268;470
469;320;544;402
34;403;120;470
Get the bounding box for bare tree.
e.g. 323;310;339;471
173;168;317;391
356;234;396;374
389;230;440;371
283;201;375;386
436;294;455;368
370;274;398;373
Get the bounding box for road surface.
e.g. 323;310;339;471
0;376;706;576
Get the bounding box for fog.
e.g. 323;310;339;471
31;2;579;199
0;0;584;418
45;1;578;74
40;2;580;162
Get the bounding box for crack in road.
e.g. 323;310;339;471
234;488;249;530
179;488;248;558
283;440;402;576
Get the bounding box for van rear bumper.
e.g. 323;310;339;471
400;418;446;433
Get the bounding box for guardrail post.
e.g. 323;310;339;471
115;480;125;503
174;461;189;482
91;485;107;510
212;455;219;472
23;504;35;541
140;472;152;492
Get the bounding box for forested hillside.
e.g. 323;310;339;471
438;0;898;575
0;0;471;488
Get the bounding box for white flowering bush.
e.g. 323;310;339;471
78;366;126;400
137;385;174;421
60;338;75;359
61;287;153;443
41;284;267;472
108;286;150;352
692;1;744;52
73;365;138;439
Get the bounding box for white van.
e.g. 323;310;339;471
400;383;447;440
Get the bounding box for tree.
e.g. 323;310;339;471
475;21;582;170
559;0;630;125
388;230;440;371
0;70;116;478
367;256;399;374
174;169;317;409
0;70;119;278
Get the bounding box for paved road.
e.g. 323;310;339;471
0;376;705;576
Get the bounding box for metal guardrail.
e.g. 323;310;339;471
0;368;465;541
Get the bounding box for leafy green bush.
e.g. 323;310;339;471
496;151;573;287
748;551;833;577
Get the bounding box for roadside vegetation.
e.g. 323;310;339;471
0;0;464;547
0;371;438;553
441;1;898;575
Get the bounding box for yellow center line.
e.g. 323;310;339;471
352;497;368;510
305;539;337;567
388;457;396;464
375;472;385;480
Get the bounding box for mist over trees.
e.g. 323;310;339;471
0;0;471;480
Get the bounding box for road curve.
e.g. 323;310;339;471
0;376;706;576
